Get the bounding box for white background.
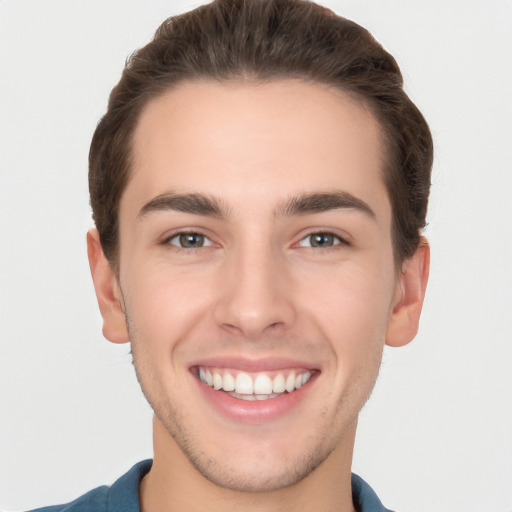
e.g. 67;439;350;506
1;1;511;510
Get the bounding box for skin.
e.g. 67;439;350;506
88;80;429;512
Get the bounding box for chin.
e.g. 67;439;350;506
175;432;336;492
153;400;348;493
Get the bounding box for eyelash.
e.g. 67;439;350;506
161;230;349;251
162;231;213;250
297;231;349;249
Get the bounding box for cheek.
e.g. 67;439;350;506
122;266;215;400
121;260;218;346
300;262;394;353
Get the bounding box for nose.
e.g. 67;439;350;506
213;242;296;340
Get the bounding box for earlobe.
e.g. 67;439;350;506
385;237;430;347
86;229;130;344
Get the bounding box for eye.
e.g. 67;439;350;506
298;232;346;248
167;232;213;249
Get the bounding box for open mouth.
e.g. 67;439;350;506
196;366;315;401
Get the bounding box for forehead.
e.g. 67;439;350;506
125;79;389;224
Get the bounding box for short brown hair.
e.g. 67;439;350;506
89;0;433;267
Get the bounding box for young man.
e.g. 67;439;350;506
31;0;431;510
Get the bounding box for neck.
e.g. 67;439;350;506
139;416;358;512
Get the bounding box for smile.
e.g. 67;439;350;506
197;367;313;401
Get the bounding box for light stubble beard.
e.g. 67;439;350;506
151;397;343;493
124;300;383;493
130;348;381;493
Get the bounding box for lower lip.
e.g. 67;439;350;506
194;374;317;424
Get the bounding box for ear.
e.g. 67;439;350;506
87;228;129;344
385;237;430;347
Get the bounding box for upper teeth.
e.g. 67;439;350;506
198;367;312;395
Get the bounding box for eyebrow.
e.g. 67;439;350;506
138;192;229;219
138;190;376;220
275;191;376;219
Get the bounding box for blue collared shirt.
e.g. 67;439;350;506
28;460;394;512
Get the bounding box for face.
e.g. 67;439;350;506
94;80;418;492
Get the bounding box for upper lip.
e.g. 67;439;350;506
189;356;319;373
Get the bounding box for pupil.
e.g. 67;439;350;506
312;233;333;247
180;233;204;248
